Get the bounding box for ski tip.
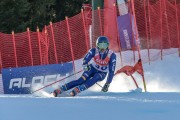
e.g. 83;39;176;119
50;92;57;97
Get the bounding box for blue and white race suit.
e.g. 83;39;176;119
64;48;116;91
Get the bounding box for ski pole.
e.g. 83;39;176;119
31;69;83;94
96;83;103;88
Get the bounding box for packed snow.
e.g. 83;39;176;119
0;53;179;120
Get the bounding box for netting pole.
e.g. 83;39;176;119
27;28;33;66
175;0;180;57
37;27;42;65
144;0;150;64
148;0;152;49
160;0;163;60
81;9;89;52
50;22;58;64
0;34;1;72
66;17;76;73
131;1;141;59
98;7;103;35
131;0;147;92
129;1;136;64
0;33;1;71
164;0;171;48
0;51;2;71
113;3;123;66
44;25;49;64
12;31;18;67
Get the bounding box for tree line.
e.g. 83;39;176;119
0;0;90;34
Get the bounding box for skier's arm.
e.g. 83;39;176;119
101;53;116;92
106;53;116;84
82;48;96;65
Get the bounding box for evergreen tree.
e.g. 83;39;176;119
0;0;30;33
55;0;84;21
27;0;56;31
0;0;87;33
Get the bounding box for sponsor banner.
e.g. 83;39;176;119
2;63;73;94
117;13;136;50
117;0;129;16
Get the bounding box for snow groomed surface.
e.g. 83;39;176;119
0;92;180;120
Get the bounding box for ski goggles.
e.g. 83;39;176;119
97;43;108;50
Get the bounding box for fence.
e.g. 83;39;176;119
0;0;179;73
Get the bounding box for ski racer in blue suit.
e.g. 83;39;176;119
53;36;116;97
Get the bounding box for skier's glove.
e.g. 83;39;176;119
83;64;90;71
101;83;110;92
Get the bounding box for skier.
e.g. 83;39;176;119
53;36;116;97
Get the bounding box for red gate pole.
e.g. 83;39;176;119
81;9;89;52
50;22;58;64
12;31;18;67
27;28;33;66
66;17;76;73
37;27;42;65
130;75;139;88
131;0;147;92
113;3;123;67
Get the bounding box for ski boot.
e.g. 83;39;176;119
53;89;62;97
69;84;87;96
70;87;80;96
52;85;67;97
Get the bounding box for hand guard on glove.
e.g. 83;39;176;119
83;64;90;71
101;83;110;92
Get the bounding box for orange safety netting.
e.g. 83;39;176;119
0;0;179;73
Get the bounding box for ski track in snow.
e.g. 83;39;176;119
1;92;180;104
1;92;180;120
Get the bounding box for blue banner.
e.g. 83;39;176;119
117;13;136;50
2;63;73;94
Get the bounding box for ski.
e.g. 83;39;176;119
50;91;73;97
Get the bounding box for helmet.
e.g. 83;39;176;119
96;36;109;51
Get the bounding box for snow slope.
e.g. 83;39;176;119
0;53;179;120
0;92;180;120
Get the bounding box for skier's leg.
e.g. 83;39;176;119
84;72;107;88
53;68;95;97
53;76;87;97
70;72;107;96
69;84;87;96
